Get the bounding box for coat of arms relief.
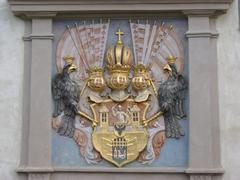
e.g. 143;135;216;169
52;20;187;167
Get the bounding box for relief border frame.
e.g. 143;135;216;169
8;0;232;179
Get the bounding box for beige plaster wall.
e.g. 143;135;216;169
0;0;24;179
217;0;240;180
0;0;240;179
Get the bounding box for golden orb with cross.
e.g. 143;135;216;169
106;29;133;90
116;29;124;45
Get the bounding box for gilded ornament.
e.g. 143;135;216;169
132;64;149;90
86;66;106;92
105;29;133;101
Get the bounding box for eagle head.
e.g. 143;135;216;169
163;63;178;78
62;63;77;75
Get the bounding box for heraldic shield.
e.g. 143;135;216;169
92;99;149;167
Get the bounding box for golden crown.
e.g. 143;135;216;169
87;66;104;75
166;55;177;64
106;29;133;74
63;55;75;64
133;64;150;74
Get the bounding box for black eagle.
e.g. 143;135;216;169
157;63;187;139
52;62;80;138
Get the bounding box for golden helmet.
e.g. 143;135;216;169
87;67;106;92
107;72;130;90
132;64;150;91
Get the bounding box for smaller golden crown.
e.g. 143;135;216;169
63;55;75;64
133;64;149;74
87;66;104;75
166;55;177;64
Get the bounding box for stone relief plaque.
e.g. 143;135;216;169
7;1;230;179
51;18;189;168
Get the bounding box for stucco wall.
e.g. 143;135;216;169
0;0;24;179
217;0;240;180
0;0;239;179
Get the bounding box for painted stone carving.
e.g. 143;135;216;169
52;56;80;138
158;56;187;138
52;20;187;167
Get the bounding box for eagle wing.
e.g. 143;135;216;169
62;80;80;117
158;79;185;139
175;74;187;118
52;73;80;138
52;74;65;117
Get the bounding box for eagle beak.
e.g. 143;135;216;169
163;64;172;76
68;64;77;73
163;64;172;72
